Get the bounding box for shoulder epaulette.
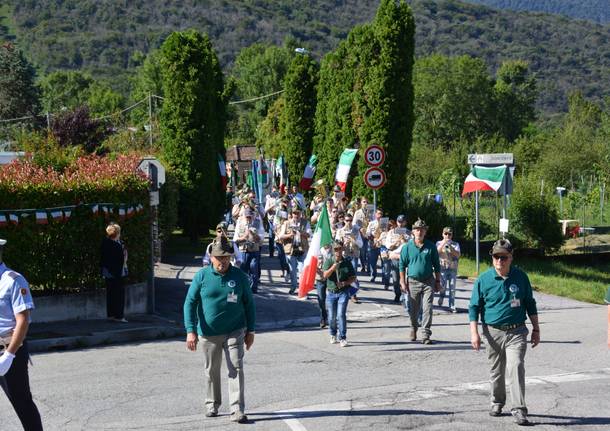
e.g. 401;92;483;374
7;271;20;280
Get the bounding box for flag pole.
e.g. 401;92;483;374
475;189;480;275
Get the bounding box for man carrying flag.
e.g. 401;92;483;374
298;205;333;299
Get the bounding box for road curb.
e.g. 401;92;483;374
29;325;184;353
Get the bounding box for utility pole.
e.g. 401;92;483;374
148;92;153;149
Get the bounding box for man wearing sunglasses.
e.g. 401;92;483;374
469;239;540;426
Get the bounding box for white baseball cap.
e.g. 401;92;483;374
0;239;6;246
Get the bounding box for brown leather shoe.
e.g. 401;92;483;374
410;329;417;341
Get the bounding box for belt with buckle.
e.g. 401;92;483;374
490;322;525;331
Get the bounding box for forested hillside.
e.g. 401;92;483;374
464;0;609;24
1;0;609;112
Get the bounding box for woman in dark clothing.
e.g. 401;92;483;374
100;223;128;322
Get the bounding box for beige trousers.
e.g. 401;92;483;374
200;327;246;414
482;324;528;413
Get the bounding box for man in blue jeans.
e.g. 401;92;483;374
323;240;357;347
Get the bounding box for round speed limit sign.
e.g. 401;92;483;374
364;145;385;167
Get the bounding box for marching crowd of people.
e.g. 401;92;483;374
185;182;539;426
218;183;462;338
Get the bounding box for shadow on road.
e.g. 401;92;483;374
248;408;450;423
530;414;610;426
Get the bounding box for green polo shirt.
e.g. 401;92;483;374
184;265;256;336
469;266;538;325
398;239;441;281
323;257;356;293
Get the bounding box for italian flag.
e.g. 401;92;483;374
218;153;227;190
462;165;509;196
299;154;318;190
334;149;358;192
298;205;333;299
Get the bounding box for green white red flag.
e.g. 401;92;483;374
462;165;510;196
334;148;358;192
299;154;318;190
218;153;227;190
298;205;333;298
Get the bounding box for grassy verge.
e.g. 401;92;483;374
458;256;609;305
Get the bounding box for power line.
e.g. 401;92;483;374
93;97;148;121
229;90;284;105
0;115;34;124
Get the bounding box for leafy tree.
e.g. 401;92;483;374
40;70;93;113
314;0;415;216
129;49;164;123
536;93;606;188
413;54;495;149
51;105;109;153
40;70;124;117
0;42;39;119
279;53;319;186
255;97;285;158
159;30;227;238
226;43;293;145
493;60;537;142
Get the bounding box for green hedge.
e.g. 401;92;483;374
0;155;150;295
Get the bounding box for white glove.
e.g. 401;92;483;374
0;351;16;376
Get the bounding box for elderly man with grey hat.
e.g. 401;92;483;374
399;218;441;344
469;239;540;426
0;239;43;430
184;237;256;424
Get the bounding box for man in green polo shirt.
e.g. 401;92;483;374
399;218;441;344
184;237;256;424
469;239;540;426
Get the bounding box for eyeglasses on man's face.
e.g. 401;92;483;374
492;254;509;261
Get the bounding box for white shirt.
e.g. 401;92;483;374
0;263;35;336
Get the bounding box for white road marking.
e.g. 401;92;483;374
277;368;610;431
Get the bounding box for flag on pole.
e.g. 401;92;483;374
9;214;18;224
218;153;227;190
275;155;287;187
299;155;318;191
298;205;333;298
462;165;512;196
334;149;358;192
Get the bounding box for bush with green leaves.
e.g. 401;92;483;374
401;195;452;241
509;176;564;252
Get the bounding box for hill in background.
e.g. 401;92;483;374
463;0;610;24
1;0;608;113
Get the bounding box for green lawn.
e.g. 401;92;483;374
458;256;609;305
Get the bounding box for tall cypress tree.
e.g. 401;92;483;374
280;53;319;186
313;0;415;216
159;30;227;238
0;42;39;119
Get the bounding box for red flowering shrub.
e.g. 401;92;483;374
0;154;150;294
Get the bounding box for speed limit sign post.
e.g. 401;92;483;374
363;145;386;212
364;145;385;167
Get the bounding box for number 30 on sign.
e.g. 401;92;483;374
364;145;385;167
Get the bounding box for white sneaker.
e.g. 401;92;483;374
340;339;348;347
284;273;291;283
330;336;338;344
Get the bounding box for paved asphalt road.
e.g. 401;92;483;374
1;249;609;430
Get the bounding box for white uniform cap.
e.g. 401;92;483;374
0;239;6;246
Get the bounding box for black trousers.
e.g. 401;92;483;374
0;341;43;431
105;277;125;319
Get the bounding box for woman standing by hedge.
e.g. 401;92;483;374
100;223;128;323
